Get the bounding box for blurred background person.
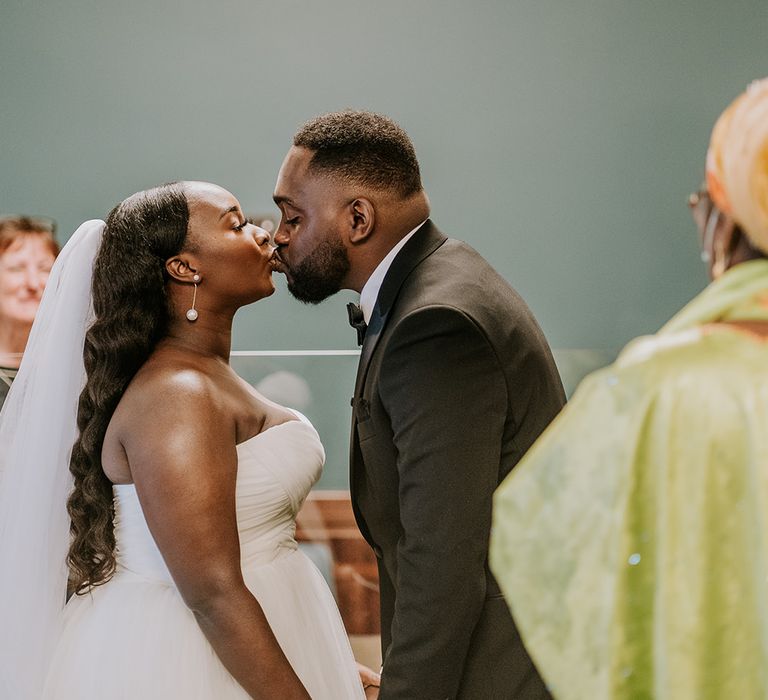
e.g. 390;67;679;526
491;78;768;700
0;216;59;406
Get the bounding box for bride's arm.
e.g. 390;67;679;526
119;370;310;700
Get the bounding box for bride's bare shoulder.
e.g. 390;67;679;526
109;352;228;446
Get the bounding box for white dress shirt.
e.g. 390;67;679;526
359;221;427;324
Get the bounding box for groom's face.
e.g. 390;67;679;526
272;147;351;304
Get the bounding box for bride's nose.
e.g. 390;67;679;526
253;227;276;258
253;227;271;246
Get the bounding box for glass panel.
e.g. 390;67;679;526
231;347;618;491
231;350;359;490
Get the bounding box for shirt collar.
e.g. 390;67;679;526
359;221;427;324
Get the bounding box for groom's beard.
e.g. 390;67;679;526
284;236;351;304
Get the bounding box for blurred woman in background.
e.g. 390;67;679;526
0;216;59;406
491;78;768;699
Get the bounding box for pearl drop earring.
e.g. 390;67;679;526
186;274;201;322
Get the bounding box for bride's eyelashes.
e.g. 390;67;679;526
233;219;248;231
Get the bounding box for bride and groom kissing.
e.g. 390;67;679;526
0;110;565;699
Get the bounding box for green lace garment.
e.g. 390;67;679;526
490;259;768;700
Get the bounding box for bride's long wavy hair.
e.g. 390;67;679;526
67;183;190;594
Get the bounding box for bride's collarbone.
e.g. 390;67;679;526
234;401;298;444
230;376;299;436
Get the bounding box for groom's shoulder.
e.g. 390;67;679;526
419;228;505;281
403;233;521;310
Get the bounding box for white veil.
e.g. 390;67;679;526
0;220;105;699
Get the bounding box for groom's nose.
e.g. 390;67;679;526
273;223;289;246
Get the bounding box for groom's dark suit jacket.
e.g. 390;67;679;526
350;221;566;700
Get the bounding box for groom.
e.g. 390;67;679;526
273;111;565;699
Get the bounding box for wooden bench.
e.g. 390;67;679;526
296;490;380;636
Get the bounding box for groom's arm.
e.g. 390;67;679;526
377;306;508;700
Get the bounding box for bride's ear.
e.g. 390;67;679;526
165;257;200;283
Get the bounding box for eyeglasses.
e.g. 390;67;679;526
687;188;720;263
0;215;57;235
687;188;712;222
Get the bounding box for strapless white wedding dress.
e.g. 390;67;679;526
42;416;365;699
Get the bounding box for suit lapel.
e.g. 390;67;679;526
348;220;447;545
352;302;386;401
352;219;447;399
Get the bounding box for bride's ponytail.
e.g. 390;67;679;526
67;183;189;594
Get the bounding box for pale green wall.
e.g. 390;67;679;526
2;1;767;485
3;0;766;351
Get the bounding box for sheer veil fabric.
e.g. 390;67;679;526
0;220;104;699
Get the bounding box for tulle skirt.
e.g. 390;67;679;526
43;548;365;699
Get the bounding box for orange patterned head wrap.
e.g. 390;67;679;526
705;78;768;253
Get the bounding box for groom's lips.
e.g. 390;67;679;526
270;249;287;274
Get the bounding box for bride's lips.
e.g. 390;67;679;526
269;249;287;274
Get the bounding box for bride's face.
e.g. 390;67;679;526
183;182;276;307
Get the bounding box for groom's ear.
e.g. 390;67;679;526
347;198;375;244
165;256;200;283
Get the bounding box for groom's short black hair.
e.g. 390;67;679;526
293;110;423;198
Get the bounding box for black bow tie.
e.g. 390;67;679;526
347;302;367;346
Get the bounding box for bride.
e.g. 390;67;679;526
0;181;368;699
